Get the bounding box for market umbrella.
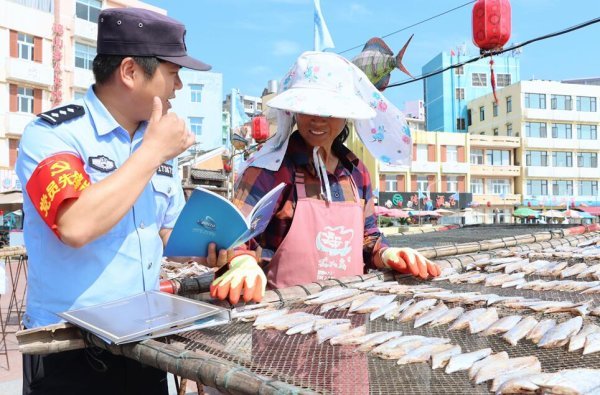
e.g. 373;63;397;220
543;209;565;218
513;207;540;217
386;208;409;218
374;206;390;216
434;208;456;217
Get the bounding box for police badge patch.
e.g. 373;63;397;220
157;163;173;177
88;155;117;173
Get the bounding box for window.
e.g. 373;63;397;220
456;118;466;130
190;84;203;102
506;96;512;113
577;124;597;140
552;123;572;139
17;86;34;113
496;73;511;87
189;117;203;136
384;175;398;191
470;178;484;194
470;149;484;165
552;180;573;196
577;152;598;168
524;93;546;109
576;96;597;112
506;123;513;136
416;144;428;162
526;150;548;167
486;179;510;195
525;122;547;138
578;181;598;196
76;0;101;22
17;32;34;60
455;66;464;75
455;88;464;100
416;176;429;192
75;42;96;70
472;73;487;87
493;102;498;117
486;150;510;166
551;94;572;110
446;146;458;163
552;151;572;167
493;128;499;136
467;109;472;126
479;106;485;121
446;176;458;192
527;180;548;196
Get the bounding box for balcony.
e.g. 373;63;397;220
6;57;53;87
525;137;600;150
441;162;469;174
470;164;521;177
526;166;599;179
470;134;520;148
5;112;35;137
73;68;94;90
410;161;439;173
473;193;521;206
73;17;98;42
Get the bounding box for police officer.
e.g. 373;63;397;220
16;7;215;395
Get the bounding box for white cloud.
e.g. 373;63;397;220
273;40;301;56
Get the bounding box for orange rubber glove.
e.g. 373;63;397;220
210;253;266;304
380;247;441;279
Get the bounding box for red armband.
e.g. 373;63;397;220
26;153;91;235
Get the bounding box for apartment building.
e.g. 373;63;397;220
0;0;164;192
469;79;600;213
422;51;520;133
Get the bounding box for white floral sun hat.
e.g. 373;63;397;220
241;51;412;173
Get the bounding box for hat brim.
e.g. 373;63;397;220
157;55;211;71
267;87;376;120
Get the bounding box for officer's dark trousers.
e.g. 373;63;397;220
22;347;168;395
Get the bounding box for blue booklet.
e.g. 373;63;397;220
164;182;286;257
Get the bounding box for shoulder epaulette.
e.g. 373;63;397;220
38;104;85;126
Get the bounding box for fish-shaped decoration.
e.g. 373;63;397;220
351;35;414;91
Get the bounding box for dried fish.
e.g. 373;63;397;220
490;364;543;392
231;306;276;321
568;323;600;352
538;316;583;348
316;322;352;344
266;312;321;331
371;335;426;358
253;309;290;329
502;316;539;346
398;299;437;322
430;345;462;369
445;348;492;374
397;343;455;365
526;318;556;344
468;308;499;334
320;291;371;313
429;306;464;327
355;331;404;353
342;291;375;312
560;263;589;278
304;288;360;305
370;301;399;321
347;278;383;289
329;325;367;345
528;368;600;395
475;356;540;385
448;308;487;331
468;351;508;380
583;332;600;355
384;298;413;320
350;294;397;314
414;303;449;328
482;315;522;336
333;331;382;346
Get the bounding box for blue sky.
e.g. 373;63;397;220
146;0;600;108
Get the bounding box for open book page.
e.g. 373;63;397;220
233;182;286;246
164;187;248;256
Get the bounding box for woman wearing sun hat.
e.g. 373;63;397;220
210;51;440;305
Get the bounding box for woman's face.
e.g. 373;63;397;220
296;113;346;150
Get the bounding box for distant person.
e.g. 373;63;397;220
210;52;440;305
16;8;222;395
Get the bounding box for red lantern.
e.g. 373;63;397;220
252;116;269;143
527;201;532;207
472;0;511;103
486;201;491;207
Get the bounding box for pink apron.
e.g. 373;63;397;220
267;171;365;289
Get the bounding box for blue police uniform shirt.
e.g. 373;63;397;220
15;87;186;328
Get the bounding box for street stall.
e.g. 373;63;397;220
17;225;600;394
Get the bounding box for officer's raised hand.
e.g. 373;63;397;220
142;96;195;163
